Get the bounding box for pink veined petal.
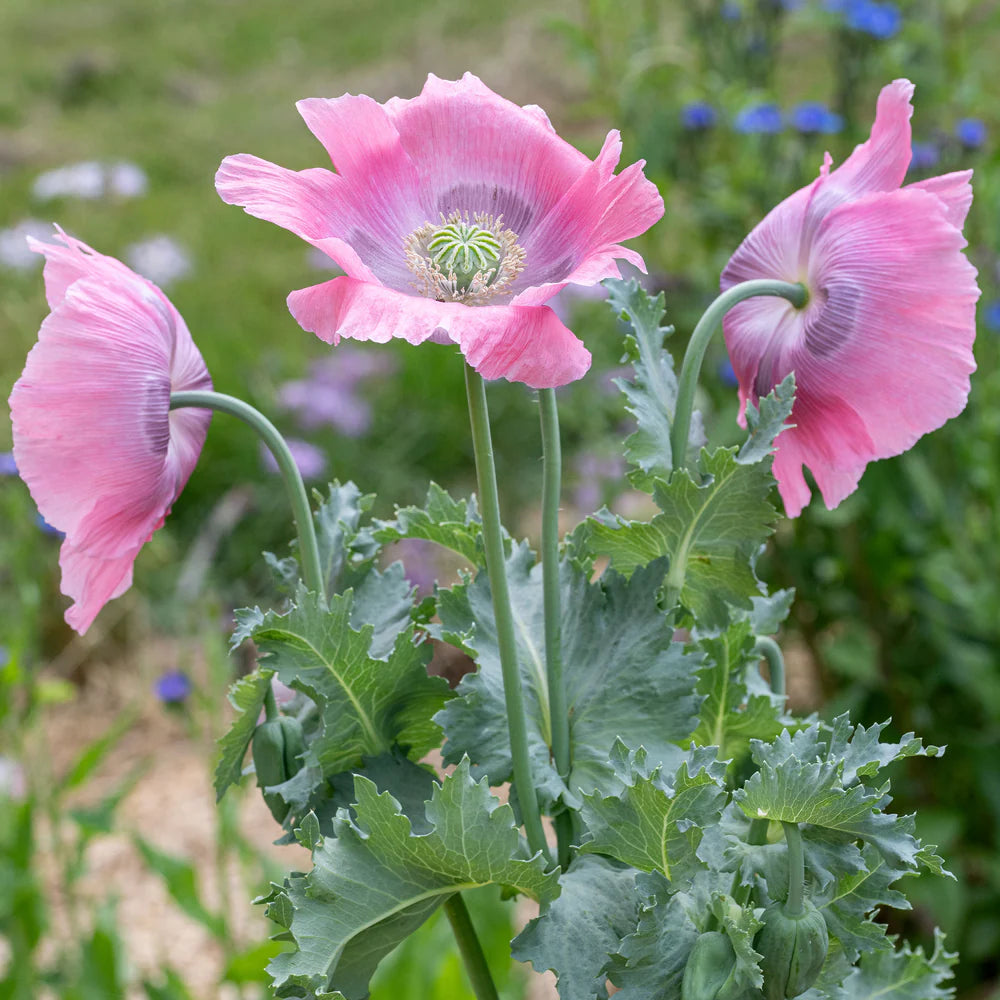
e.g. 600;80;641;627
804;78;915;228
905;169;973;229
382;73;594;242
739;186;978;515
512;134;663;306
287;276;591;388
10;229;212;632
60;543;140;635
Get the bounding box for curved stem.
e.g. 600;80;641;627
538;388;572;869
169;391;325;603
443;894;501;1000
464;366;551;865
670;279;807;473
782;821;805;915
754;636;786;699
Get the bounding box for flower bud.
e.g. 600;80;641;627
754;900;829;999
252;715;305;823
682;931;753;1000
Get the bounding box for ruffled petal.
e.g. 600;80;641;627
60;543;139;634
383;73;593;240
10;230;211;632
804;79;914;227
511;132;663;304
731;186;978;515
906;169;973;229
288;276;590;387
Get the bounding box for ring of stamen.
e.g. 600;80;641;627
404;211;526;305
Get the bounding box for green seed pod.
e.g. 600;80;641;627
681;931;750;1000
755;900;829;999
251;715;305;823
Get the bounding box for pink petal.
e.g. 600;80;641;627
727;186;978;515
60;544;139;634
10;230;211;632
906;169;973;229
805;79;915;227
512;132;664;305
288;276;590;388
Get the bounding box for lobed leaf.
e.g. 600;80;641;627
267;760;559;999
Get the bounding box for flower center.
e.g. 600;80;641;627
404;211;526;305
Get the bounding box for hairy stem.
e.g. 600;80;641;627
443;894;501;1000
670;279;807;474
538;387;572;869
169;391;325;603
464;366;551;864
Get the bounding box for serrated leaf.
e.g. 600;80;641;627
372;482;486;565
512;855;641;1000
349;563;421;660
735;757;920;869
268;760;559;999
831;929;957;1000
604;278;680;486
708;893;764;990
605;872;700;1000
737;373;795;465
214;670;274;802
589;446;778;629
823;715;944;787
435;546;702;808
750;588;795;635
238;588;451;778
580;745;728;881
814;844;908;962
690;620;786;765
313;481;377;592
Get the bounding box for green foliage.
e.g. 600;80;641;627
234;587;451;779
435;546;702;808
265;762;559;999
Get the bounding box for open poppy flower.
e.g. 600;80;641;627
721;79;979;517
9;229;212;633
215;72;663;388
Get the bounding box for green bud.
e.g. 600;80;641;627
755;900;829;999
251;715;305;824
682;931;752;1000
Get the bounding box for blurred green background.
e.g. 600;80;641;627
2;0;999;997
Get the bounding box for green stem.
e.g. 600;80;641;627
730;817;771;910
169;391;325;603
754;636;786;699
464;366;551;865
670;279;807;474
443;894;501;1000
782;821;805;915
538;388;572;869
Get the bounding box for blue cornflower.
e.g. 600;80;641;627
791;102;844;134
909;142;940;170
955;118;987;149
981;300;1000;332
734;103;783;135
846;1;902;39
0;452;17;476
681;102;717;130
721;2;742;20
154;670;192;704
717;359;739;388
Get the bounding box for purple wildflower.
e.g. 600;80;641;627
734;104;783;135
790;102;844;134
260;438;327;480
682;103;717;131
154;670;192;703
955;118;986;149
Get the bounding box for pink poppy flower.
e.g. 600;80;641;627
721;79;979;517
8;229;212;633
215;73;663;388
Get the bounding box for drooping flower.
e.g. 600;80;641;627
9;229;212;633
721;79;979;517
215;73;663;389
